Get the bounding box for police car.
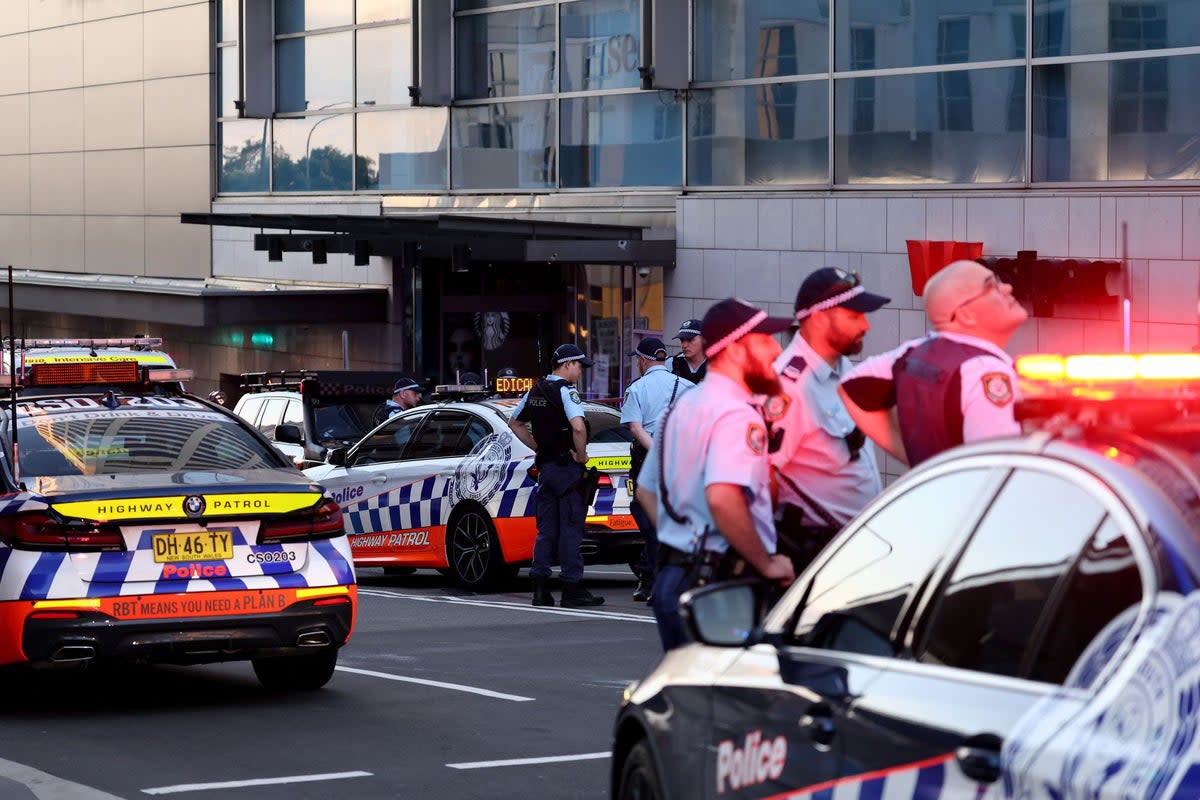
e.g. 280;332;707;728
0;357;356;690
304;381;640;589
2;336;178;374
612;351;1200;798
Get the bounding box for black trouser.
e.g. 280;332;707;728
775;504;841;575
628;443;657;579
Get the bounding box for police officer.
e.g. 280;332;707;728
508;344;605;608
770;268;890;572
637;299;796;651
620;337;692;602
670;319;708;383
372;376;423;427
840;259;1029;467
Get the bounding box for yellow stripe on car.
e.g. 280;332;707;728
296;586;351;599
33;599;103;610
586;455;631;471
52;492;322;521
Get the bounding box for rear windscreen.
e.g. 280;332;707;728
313;400;383;444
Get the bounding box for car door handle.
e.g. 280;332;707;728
371;474;389;483
798;705;836;747
955;733;1003;784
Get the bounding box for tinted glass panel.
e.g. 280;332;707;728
1031;519;1143;687
694;0;828;81
275;0;352;34
463;417;493;449
451;101;555;189
455;7;556;100
689;81;827;186
457;0;527;8
919;470;1108;679
276;32;353;113
794;468;994;655
357;109;448;190
272;114;354;191
560;0;641;92
358;0;413;24
837;1;1024;70
257;398;288;435
406;411;473;459
219;120;269;192
313;401;381;445
835;67;1025;185
235;396;265;427
353;413;426;464
1034;0;1191;58
357;24;413;106
586;409;633;443
219;46;240;118
560;93;681;188
1032;55;1200;182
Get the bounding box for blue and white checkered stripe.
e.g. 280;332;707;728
771;754;995;799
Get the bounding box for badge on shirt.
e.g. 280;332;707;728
981;372;1014;407
781;355;808;382
747;423;767;455
761;393;791;423
569;390;581;404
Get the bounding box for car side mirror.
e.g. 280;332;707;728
679;579;763;647
274;423;304;445
325;447;348;467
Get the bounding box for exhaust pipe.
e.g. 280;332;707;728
296;630;331;647
50;645;96;663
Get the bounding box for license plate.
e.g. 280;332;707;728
152;530;234;563
626;479;636;496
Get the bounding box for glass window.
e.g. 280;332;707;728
688;81;827;187
836;0;1025;71
1031;519;1143;687
258;397;288;435
358;0;412;24
406;411;474;459
352;413;427;465
1032;55;1197;182
276;31;353;113
694;0;828;81
918;470;1108;679
219;120;269;192
456;0;526;9
451;100;555;189
282;400;305;428
455;7;556;100
219;46;240;118
463;418;494;450
1034;0;1190;58
793;468;996;656
835;67;1026;185
235;395;265;428
560;0;642;93
357;109;448;190
357;24;413;106
560;93;681;188
586;408;633;443
275;0;352;34
273;114;354;191
313;401;381;445
220;0;239;42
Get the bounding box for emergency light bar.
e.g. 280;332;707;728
146;368;193;383
1017;353;1200;383
5;337;164;351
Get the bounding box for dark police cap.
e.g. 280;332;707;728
631;337;668;360
458;372;482;385
553;343;595;368
701;298;791;357
496;366;518;378
794;267;890;319
392;376;422;394
674;319;702;340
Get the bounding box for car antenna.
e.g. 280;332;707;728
6;264;18;486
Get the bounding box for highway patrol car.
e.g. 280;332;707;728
613;351;1200;799
0;358;355;690
2;336;178;374
305;382;640;589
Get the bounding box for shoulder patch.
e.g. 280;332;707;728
761;393;791;423
981;372;1013;407
746;423;767;455
568;390;581;405
781;355;808;381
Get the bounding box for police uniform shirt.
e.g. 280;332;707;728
769;334;882;525
842;331;1020;443
670;353;707;384
510;374;586;423
619;364;692;438
639;372;776;556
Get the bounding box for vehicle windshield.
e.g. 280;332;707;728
314;400;381;445
1;396;282;477
587;409;633;443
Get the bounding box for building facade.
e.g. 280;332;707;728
2;1;1199;466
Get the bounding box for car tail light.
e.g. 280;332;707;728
258;499;344;545
0;511;124;551
598;474;612;487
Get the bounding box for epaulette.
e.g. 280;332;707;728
781;355;807;381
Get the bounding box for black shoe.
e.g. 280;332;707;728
532;579;555;607
632;577;653;602
560;583;605;608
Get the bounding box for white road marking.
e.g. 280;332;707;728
447;752;611;770
357;588;655;623
142;771;371;795
0;756;126;799
335;665;535;702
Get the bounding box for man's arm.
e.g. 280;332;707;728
838;386;908;465
569;416;588;464
508;418;538;452
628;421;652;450
706;484;794;584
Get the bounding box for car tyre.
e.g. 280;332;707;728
252;648;338;691
617;740;665;800
446;506;517;590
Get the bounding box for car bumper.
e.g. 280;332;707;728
582;517;644;564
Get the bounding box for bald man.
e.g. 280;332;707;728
838;260;1029;467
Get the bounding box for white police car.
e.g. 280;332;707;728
305;385;640;589
612;351;1200;799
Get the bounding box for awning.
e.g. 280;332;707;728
179;212;677;267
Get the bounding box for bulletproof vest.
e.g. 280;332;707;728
893;337;993;467
672;353;706;384
516;378;575;457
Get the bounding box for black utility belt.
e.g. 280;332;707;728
660;546;753;582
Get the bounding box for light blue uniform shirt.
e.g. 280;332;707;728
640;372;777;556
510;375;586;421
620;363;691;438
